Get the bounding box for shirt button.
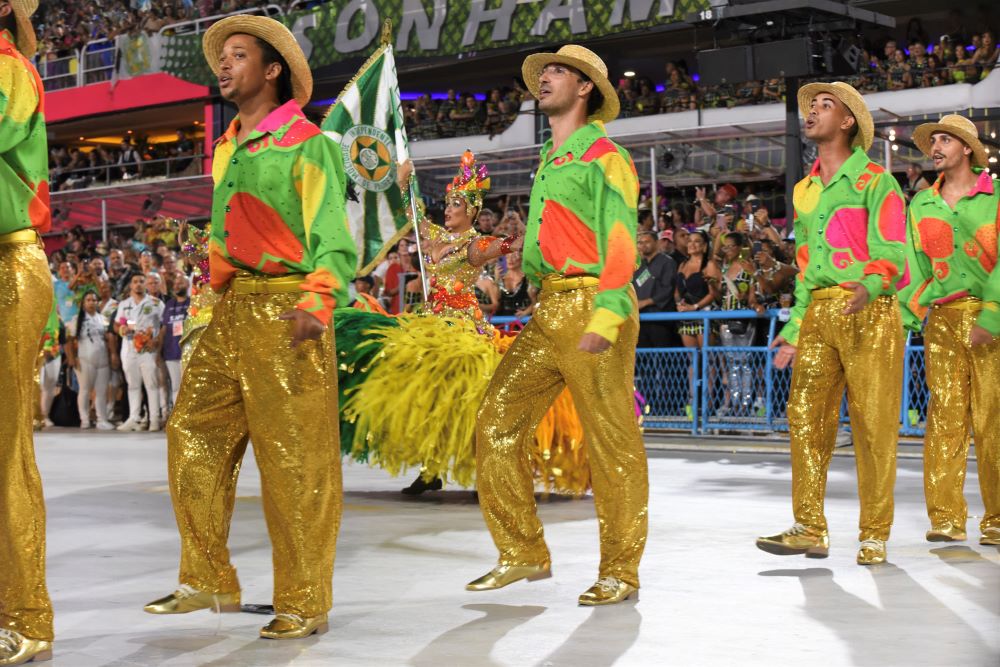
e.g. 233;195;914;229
224;205;231;213
541;175;546;181
231;158;238;165
819;214;825;219
536;240;541;246
228;181;234;188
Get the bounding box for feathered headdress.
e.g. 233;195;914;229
446;150;491;214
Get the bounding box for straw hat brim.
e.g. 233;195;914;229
10;1;38;58
797;82;874;151
912;122;988;168
203;16;312;107
522;52;620;123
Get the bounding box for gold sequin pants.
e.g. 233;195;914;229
788;294;903;541
166;290;342;618
923;306;1000;531
475;286;648;587
0;241;54;641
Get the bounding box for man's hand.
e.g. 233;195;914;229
695;186;706;201
970;324;994;346
843;284;870;315
578;332;612;354
278;309;326;348
770;335;797;370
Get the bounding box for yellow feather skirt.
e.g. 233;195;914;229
342;316;590;495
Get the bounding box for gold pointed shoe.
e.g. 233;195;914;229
260;614;329;640
0;629;52;666
857;539;887;565
981;527;1000;546
143;585;241;614
465;563;552;591
926;522;967;542
578;577;639;606
755;523;829;558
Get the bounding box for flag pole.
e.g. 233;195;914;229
383;18;429;301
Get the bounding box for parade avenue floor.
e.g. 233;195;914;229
32;430;999;667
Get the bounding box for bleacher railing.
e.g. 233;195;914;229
491;310;929;438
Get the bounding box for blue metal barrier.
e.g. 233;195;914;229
490;310;931;437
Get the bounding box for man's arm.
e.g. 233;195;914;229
897;204;933;332
291;135;358;328
582;145;640;346
976;192;1000;338
858;173;907;303
0;56;38;154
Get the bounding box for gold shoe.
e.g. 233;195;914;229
465;563;551;591
981;527;1000;546
926;522;967;542
578;577;639;606
143;585;241;614
857;539;887;565
260;614;329;640
0;629;52;666
755;523;829;558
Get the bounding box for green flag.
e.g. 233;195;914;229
322;24;415;276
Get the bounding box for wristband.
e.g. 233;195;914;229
500;234;520;255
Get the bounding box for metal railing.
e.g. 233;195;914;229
49;154;205;191
491;310;931;438
157;4;284;37
37;53;79;90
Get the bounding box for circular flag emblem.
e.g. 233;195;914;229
341;124;396;193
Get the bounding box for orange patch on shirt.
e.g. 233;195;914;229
863;258;900;290
976;222;998;272
916;218;954;259
224;192;304;273
538;200;600;271
795;243;810;273
599;222;637;291
28;180;50;233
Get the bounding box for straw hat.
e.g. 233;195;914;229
202;16;312;107
912;114;988;168
6;0;38;57
522;44;620;123
797;81;874;151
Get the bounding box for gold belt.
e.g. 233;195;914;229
811;286;853;300
230;273;306;295
935;296;983;312
0;228;41;246
541;274;599;293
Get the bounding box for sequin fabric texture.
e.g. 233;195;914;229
0;241;54;641
922;307;1000;532
167;290;342;618
476;286;648;587
787;293;903;541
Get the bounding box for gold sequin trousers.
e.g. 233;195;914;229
475;285;648;587
788;294;903;541
166;290;342;618
923;305;1000;531
0;240;54;641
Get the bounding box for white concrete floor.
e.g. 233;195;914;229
30;430;1000;667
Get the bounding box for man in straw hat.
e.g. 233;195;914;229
757;81;907;566
466;45;647;605
0;0;56;664
143;16;356;640
898;114;1000;547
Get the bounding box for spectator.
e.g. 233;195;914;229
161;273;189;411
450;94;481;136
761;78;785;103
887;49;912;90
694;183;738;227
114;273;164;431
733;79;762;106
145;271;163;300
383;240;420;314
671;225;690;267
903;163;932;200
657;229;674;256
173;129;195;172
435;89;459;138
53;261;78;327
633;231;678;347
138;249;154;275
973;31;999;76
496;251;532;318
475;271;501;317
476;207;497;235
67;290;114;430
675;230;721;348
117;139;143;179
484;88;506;137
751;239;797;314
635;78;658;116
108;249;135;299
661;66;696;113
717;232;759;416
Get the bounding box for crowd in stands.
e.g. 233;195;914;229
403;85;529;141
49;129;200;191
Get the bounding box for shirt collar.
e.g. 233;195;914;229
539;121;606;165
808;146;871;187
219;99;306;146
930;167;995;198
0;29;14;49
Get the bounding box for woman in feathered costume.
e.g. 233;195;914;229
338;151;590;496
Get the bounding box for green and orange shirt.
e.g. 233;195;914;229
524;121;639;343
209;100;355;325
898;168;1000;334
0;29;49;235
782;147;906;345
